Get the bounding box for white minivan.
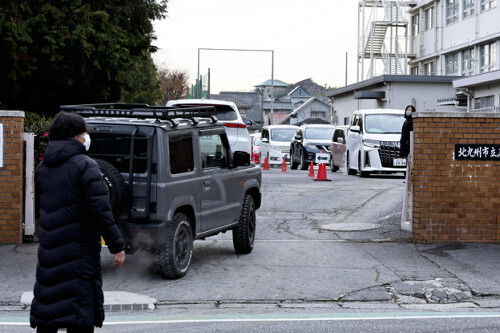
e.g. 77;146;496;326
259;125;298;167
346;109;406;177
166;99;251;155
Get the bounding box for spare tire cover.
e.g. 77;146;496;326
94;158;128;219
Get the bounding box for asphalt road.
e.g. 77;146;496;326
3;167;500;332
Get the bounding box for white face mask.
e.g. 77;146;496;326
405;110;413;117
81;133;91;151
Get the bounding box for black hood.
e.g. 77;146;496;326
42;139;85;167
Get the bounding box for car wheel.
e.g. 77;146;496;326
233;195;256;254
346;152;357;175
156;212;193;279
330;156;338;172
94;158;128;219
290;149;299;169
299;149;308;170
358;156;369;178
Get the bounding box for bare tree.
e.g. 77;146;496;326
157;68;190;105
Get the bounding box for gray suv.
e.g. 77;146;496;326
61;103;262;279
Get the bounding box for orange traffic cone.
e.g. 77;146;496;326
307;161;315;177
281;159;287;172
313;163;331;181
263;157;270;170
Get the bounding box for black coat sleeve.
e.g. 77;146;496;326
81;158;125;254
399;119;413;157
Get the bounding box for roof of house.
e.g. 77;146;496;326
209;94;252;109
270;113;291;124
277;97;331;124
255;79;289;87
326;75;461;98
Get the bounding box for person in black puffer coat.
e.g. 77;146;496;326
31;112;125;333
400;105;415;158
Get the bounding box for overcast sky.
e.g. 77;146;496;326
152;0;358;93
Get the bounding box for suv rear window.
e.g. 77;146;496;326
89;132;148;173
169;133;194;174
173;104;237;121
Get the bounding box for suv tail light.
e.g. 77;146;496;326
224;123;247;129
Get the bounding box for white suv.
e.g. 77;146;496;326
166;99;251;154
346;109;406;177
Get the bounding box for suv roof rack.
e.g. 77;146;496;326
60;103;218;126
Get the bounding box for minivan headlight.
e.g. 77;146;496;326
363;139;380;148
271;145;281;151
305;144;317;150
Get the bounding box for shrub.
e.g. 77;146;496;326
24;112;51;161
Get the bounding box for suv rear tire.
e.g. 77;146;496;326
156;213;193;279
299;149;308;170
233;195;255;254
94;158;128;219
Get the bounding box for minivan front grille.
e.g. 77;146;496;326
378;141;403;167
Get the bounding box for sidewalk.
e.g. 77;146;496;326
2;240;500;311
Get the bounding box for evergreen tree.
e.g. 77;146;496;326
0;0;168;113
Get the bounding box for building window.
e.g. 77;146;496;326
311;111;326;119
463;0;475;18
473;96;494;110
410;67;418;75
411;14;419;36
445;53;459;75
424;62;434;75
481;0;496;11
446;0;459;24
462;49;475;76
480;42;497;73
424;7;434;30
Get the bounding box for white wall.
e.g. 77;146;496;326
332;81;457;125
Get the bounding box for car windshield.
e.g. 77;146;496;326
253;138;261;146
365;114;405;134
271;128;297;142
305;127;336;140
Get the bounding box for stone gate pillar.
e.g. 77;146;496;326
0;111;25;244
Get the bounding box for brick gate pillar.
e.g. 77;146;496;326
0;111;25;244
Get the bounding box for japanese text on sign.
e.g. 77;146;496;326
455;144;500;161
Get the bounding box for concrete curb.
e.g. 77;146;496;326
21;291;157;311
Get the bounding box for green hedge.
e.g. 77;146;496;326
24;112;51;162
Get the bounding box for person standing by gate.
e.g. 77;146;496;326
400;105;416;158
30;112;125;333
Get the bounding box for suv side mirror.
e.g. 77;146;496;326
243;118;253;128
232;151;250;167
350;125;360;133
261;138;269;143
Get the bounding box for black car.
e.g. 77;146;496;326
289;124;336;170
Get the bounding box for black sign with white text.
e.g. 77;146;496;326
455;144;500;161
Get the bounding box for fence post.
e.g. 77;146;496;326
24;132;36;236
